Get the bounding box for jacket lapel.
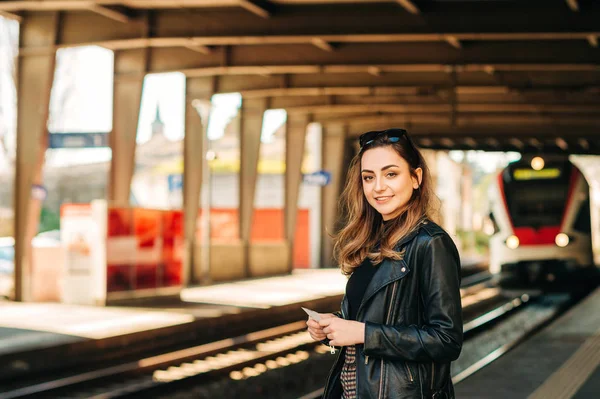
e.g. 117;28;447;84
359;258;410;313
357;226;422;315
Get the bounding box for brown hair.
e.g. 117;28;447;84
333;129;439;275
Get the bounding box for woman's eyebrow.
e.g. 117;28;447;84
361;164;399;173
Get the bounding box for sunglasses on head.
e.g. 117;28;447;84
358;128;408;150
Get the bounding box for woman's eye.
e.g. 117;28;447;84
362;175;373;181
387;172;397;178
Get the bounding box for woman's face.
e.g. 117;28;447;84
361;146;422;221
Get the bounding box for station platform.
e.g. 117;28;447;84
0;255;486;384
0;268;348;381
455;285;600;399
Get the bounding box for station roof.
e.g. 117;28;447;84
2;0;600;154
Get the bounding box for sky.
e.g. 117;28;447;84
0;17;18;161
48;46;286;145
0;21;287;168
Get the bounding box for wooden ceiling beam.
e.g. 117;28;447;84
445;35;461;49
439;137;455;147
0;10;21;21
284;103;600;115
40;32;600;51
463;137;478;148
508;138;525;149
238;0;270;18
239;85;519;98
311;37;334;52
0;0;591;16
354;127;600;140
317;113;600;127
367;66;382;77
184;44;213;54
0;0;270;17
0;0;418;11
454;86;510;95
173;63;600;77
88;5;129;23
0;1;242;11
395;0;420;15
566;0;579;12
556;137;569;150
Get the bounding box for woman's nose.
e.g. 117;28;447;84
374;177;386;192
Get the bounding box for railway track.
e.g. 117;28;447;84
298;292;534;399
0;282;527;399
0;321;315;398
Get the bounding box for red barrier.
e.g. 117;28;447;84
106;208;183;293
106;207;310;293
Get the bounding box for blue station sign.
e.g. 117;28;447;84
303;170;332;186
48;132;110;149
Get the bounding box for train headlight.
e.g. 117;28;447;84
531;157;545;171
506;235;520;249
555;233;570;247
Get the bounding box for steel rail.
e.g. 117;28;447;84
0;321;309;399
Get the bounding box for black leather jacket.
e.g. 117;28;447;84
323;221;462;399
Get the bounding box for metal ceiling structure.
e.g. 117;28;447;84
2;0;599;154
4;0;600;302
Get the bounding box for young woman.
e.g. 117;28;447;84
307;128;463;399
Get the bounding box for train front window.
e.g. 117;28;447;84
503;162;571;228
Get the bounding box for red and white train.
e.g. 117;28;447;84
488;156;595;289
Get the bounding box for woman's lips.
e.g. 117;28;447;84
375;195;393;204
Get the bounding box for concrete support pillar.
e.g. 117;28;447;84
320;123;347;268
284;113;310;271
13;13;59;301
239;97;267;276
108;49;147;206
183;77;214;286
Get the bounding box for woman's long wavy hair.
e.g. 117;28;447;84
333;130;439;275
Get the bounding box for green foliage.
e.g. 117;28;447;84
456;228;490;256
38;207;60;233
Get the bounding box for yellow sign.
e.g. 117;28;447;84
513;168;561;180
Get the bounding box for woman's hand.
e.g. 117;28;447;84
319;317;365;347
306;313;336;342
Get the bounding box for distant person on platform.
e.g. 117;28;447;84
307;128;463;399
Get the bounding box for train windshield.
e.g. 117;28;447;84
502;162;572;228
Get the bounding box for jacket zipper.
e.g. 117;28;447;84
322;349;343;399
405;363;414;382
355;259;408;327
323;351;342;398
431;362;435;390
377;280;399;398
365;279;399;367
323;304;347;399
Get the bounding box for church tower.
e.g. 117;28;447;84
151;103;165;139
